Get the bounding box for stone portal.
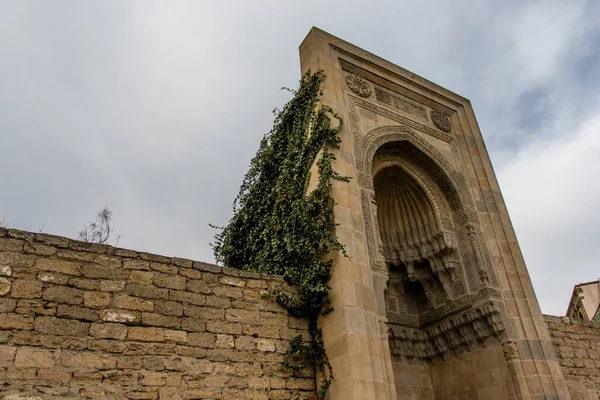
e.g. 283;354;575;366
300;28;570;399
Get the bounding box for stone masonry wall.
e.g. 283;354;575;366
544;314;600;400
0;228;315;400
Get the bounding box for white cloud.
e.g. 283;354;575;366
0;0;599;315
498;109;600;315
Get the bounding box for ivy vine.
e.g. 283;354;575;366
212;71;347;398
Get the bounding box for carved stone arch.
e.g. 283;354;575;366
358;125;498;293
372;157;452;233
359;126;470;219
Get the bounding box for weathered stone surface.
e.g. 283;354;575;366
36;258;81;276
0;229;315;399
128;327;165;342
34;316;89;336
11;280;43;299
100;309;141;324
0;277;12;295
114;293;154;312
14;347;55;368
90;322;128;340
43;285;84;305
84;291;111;309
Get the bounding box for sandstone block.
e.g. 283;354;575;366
207;320;242;335
249;377;271;390
169;290;206;306
100;309;141;324
286;378;315;390
11;280;42;299
187;332;216;348
127;283;168;300
0;251;36;267
0;298;16;312
89;339;126;353
143;355;166;371
213;286;243;299
14;347;55;368
140;371;181;387
43;285;83;305
179;268;202;280
100;279;126;291
175;345;208;359
115;293;155;312
37;271;69;284
62;351;116;370
165;329;187;343
35;316;89;336
219;276;246;287
182;389;221;399
57;305;99;321
186;279;213;295
124;260;150;270
0;314;34;330
37;368;72;383
142;313;180;328
128;327;165;342
259;312;288;327
82;264;129;280
226;308;259;323
215;334;234;349
118;356;144;370
154;273;186;290
84;291;111;309
36;258;81;276
24;243;55;255
206;296;231;309
127;342;176;356
235;336;256;351
243;324;279;339
0;237;23;252
0;277;11;295
181;318;207;333
150;262;178;274
69;277;100;290
0;344;17;365
184;305;224;320
154;300;183;316
257;339;276;352
130;270;154;285
90;322;128;340
171;257;193;268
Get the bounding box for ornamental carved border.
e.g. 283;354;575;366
388;301;505;364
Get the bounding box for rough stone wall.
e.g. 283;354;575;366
545;314;600;400
0;228;315;400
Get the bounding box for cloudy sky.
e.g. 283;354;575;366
1;1;599;316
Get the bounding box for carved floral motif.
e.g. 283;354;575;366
502;339;520;360
431;110;452;132
345;74;372;98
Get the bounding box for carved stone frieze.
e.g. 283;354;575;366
352;97;453;144
502;339;520;360
431;110;452;132
374;87;428;122
389;301;505;364
345;73;372;98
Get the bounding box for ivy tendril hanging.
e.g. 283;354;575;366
211;71;348;399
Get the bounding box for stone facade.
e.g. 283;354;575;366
545;315;600;400
299;28;570;399
0;28;590;400
0;227;315;399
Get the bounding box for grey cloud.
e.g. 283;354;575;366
1;0;599;315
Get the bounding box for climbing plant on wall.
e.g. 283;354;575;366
212;71;347;398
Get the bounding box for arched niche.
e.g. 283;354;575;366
358;127;503;363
